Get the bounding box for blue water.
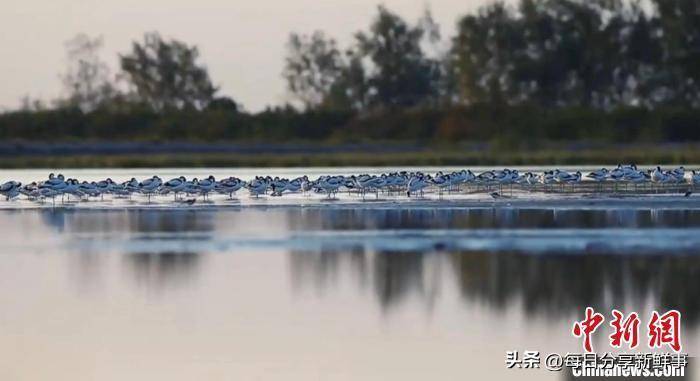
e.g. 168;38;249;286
1;169;699;380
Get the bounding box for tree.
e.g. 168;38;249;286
119;32;218;111
514;0;620;108
356;6;440;108
59;34;115;112
652;0;700;106
283;31;344;109
451;2;522;105
450;0;666;109
324;49;371;111
606;1;663;107
207;96;240;112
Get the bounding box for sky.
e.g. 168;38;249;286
0;0;494;112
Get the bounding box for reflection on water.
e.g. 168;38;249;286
2;204;700;380
38;209;217;234
289;247;700;326
10;206;700;323
126;252;201;290
289;208;700;230
26;207;700;235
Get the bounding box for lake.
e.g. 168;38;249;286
0;168;698;380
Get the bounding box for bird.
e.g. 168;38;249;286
197;175;217;200
586;168;609;182
269;177;290;196
407;174;431;197
0;181;21;201
671;166;686;183
139;176;162;202
692;170;700;186
162;176;187;200
19;182;40;199
6;166;700;205
216;177;246;198
315;175;344;199
246;177;269;197
651;166;666;183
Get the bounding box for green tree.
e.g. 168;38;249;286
451;0;664;108
356;6;441;108
283;31;344;109
324;49;370;111
515;0;620;107
451;2;522;105
119;32;218;111
652;0;700;106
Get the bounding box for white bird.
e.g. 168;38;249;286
269;177;290;196
45;173;65;187
123;178;140;194
0;181;21;201
19;182;40;199
197;176;216;200
626;170;648;183
523;172;538;186
316;175;344;198
476;171;495;183
38;187;60;205
78;182;101;198
407;174;431;197
432;172;452;194
692;170;700;186
183;178;201;197
609;166;625;182
216;177;246;198
651;166;665;183
554;169;574;183
284;177;305;193
246;177;269;197
540;171;556;185
63;179;82;199
568;171;582;183
586;168;608;182
162;176;187;200
139;176;162;202
671;166;685;183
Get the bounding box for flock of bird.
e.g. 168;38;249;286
1;164;700;204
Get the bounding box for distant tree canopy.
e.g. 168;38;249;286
285;0;700;111
6;1;700;145
283;31;344;110
284;6;441;111
119;32;218;111
356;6;441;108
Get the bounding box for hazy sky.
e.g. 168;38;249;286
1;0;493;112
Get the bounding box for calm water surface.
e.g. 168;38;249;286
1;168;699;380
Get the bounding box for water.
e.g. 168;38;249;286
1;168;699;380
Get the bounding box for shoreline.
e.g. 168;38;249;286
1;142;700;168
3;193;700;211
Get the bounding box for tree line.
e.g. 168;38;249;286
286;0;700;110
2;0;700;145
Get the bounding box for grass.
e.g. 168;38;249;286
1;145;699;168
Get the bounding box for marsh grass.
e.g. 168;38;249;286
1;145;698;168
